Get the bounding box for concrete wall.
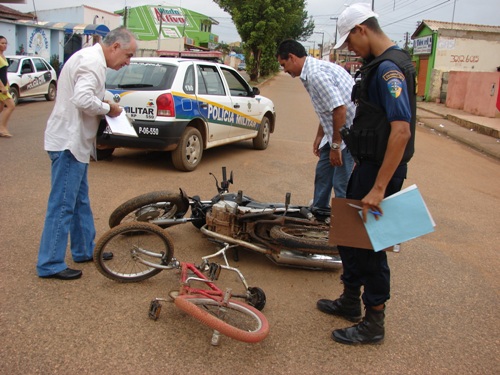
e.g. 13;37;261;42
446;71;500;117
37;7;121;29
0;21;63;60
435;36;500;72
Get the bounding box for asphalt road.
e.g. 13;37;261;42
1;72;499;374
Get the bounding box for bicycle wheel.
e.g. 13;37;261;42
174;295;269;343
270;224;337;253
109;191;188;228
94;222;174;282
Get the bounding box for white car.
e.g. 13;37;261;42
97;57;276;171
6;56;58;105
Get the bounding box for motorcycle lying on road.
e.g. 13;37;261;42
107;167;341;270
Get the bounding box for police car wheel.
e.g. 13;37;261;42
9;86;19;106
96;148;115;160
253;116;270;150
171;127;203;172
45;82;57;102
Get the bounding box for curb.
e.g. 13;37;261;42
416;113;500;161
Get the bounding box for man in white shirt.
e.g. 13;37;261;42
37;27;137;280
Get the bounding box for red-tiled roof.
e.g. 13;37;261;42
0;4;35;21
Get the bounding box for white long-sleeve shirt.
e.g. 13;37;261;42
44;43;111;163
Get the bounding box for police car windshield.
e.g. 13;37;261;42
106;62;176;91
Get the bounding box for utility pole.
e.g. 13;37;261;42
330;17;338;61
314;31;325;60
308;40;316;57
403;32;410;51
157;8;164;51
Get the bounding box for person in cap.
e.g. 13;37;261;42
316;2;416;345
276;40;356;208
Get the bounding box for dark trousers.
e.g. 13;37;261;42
338;161;407;307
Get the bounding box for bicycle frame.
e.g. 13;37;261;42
148;242;268;345
178;244;250;301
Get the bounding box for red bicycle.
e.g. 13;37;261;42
94;222;269;345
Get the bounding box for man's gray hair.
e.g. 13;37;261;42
102;26;135;48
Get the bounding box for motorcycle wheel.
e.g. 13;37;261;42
269;224;337;252
109;191;187;228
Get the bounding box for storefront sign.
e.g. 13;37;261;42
154;7;186;25
414;35;433;55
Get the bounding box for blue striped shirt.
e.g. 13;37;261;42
300;56;356;148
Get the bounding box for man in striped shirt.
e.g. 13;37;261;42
277;40;356;208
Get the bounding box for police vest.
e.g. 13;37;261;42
341;48;416;164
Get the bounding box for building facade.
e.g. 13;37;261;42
411;20;500;102
121;5;219;57
0;5;119;67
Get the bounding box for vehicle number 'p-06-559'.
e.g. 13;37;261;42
138;127;159;136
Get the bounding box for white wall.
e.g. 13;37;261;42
434;36;500;72
36;6;121;30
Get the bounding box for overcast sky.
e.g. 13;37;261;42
9;0;500;47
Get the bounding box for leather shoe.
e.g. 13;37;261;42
75;252;113;263
40;268;82;280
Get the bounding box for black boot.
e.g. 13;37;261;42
316;286;362;322
332;306;385;345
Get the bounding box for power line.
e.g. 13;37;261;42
380;0;451;27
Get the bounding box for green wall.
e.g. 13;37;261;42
124;5;218;48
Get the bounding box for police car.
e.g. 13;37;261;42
6;56;57;105
96;57;276;171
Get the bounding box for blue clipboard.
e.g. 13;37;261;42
361;185;435;251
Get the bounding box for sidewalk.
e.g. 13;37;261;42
416;102;500;160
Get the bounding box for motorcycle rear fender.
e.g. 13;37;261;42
177;188;191;215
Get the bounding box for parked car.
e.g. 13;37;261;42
6;56;57;105
237;62;246;71
97;57;276;171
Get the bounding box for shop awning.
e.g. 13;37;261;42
26;21;110;37
64;23;110;37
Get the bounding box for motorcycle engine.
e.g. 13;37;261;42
206;201;240;237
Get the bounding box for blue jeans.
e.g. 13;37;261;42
37;150;96;276
313;144;355;208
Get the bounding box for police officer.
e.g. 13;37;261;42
316;3;416;345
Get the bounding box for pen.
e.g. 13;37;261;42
347;203;382;216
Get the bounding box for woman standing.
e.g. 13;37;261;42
0;36;15;137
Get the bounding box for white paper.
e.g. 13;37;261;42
105;110;138;137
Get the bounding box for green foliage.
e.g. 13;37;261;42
214;0;314;81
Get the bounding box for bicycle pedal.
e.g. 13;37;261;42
148;300;162;321
208;263;221;281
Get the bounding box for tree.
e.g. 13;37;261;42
214;0;314;81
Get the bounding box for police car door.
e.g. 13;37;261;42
195;64;232;142
220;67;261;139
31;58;52;95
18;59;42;97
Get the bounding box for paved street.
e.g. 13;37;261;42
1;72;499;374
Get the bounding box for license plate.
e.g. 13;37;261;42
138;126;159;136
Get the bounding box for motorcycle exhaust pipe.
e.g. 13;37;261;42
268;251;342;270
200;225;270;255
201;225;342;270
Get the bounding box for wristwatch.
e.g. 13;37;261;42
330;142;341;150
